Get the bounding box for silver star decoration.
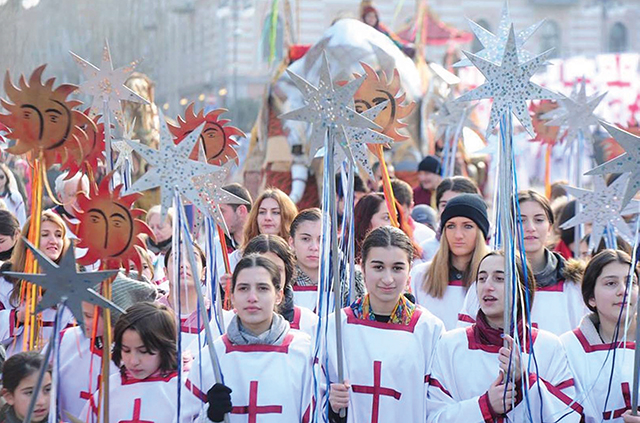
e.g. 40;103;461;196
560;174;640;252
112;122;138;172
279;52;381;163
542;79;606;147
432;91;478;141
4;239;122;330
456;26;560;138
586;121;640;207
192;162;249;237
455;0;543;68
318;101;393;179
70;40;148;128
124;110;221;221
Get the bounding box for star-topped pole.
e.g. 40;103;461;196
561;174;640;252
455;0;544;68
124;110;220;221
456;25;560;139
586;121;640;207
112;120;139;189
71;40;148;175
433;91;477;177
280;52;381;419
457;23;559;359
3;240;122;330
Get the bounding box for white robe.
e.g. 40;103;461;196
57;326;119;421
179;330;313;423
457;281;588;335
560;323;637;422
426;326;582;423
326;305;445;423
410;262;469;331
290;305;318;339
293;285;318;313
82;370;179;423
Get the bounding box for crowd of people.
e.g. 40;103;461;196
0;152;636;423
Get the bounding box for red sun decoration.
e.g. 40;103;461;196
75;175;152;273
169;103;244;166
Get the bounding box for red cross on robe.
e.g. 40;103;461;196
119;398;153;423
351;361;402;423
602;382;631;420
231;381;283;423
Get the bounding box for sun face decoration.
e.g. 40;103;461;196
168;103;244;166
0;65;91;172
352;63;415;144
75;175;152;273
530;100;561;146
61;109;103;177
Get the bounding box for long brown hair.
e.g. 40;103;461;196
354;193;422;262
242;188;298;249
7;210;71;306
423;226;489;298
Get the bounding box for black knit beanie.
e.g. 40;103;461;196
418;155;442;174
440;193;489;239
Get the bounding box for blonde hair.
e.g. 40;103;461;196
242;188;298;249
146;205;174;225
0;164;20;198
422;226;489;298
8;210;71;306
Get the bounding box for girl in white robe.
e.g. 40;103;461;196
289;208;322;312
426;251;582;423
242;234;318;338
560;249;639;422
410;193;490;330
457;190;587;335
0;211;75;356
82;302;180;422
179;254;313;423
328;226;445;423
57;273;156;421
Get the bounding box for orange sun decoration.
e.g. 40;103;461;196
353;63;415;146
169;103;244;166
75;175;152;273
61;109;103;178
0;65;93;172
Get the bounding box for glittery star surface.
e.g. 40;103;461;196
124;111;220;221
432;91;477;141
112;123;138;172
455;0;543;68
318;102;393;179
3;240;122;330
560;175;640;252
70;40;148;128
192;162;249;237
542;79;606;147
456;26;559;138
586;121;640;207
279;52;381;162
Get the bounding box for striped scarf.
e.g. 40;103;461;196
351;294;416;325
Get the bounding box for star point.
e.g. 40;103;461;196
3;240;122;330
560;175;640;252
586;121;640;207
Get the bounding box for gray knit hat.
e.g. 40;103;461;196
93;271;157;325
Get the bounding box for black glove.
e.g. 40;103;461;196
206;383;232;422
